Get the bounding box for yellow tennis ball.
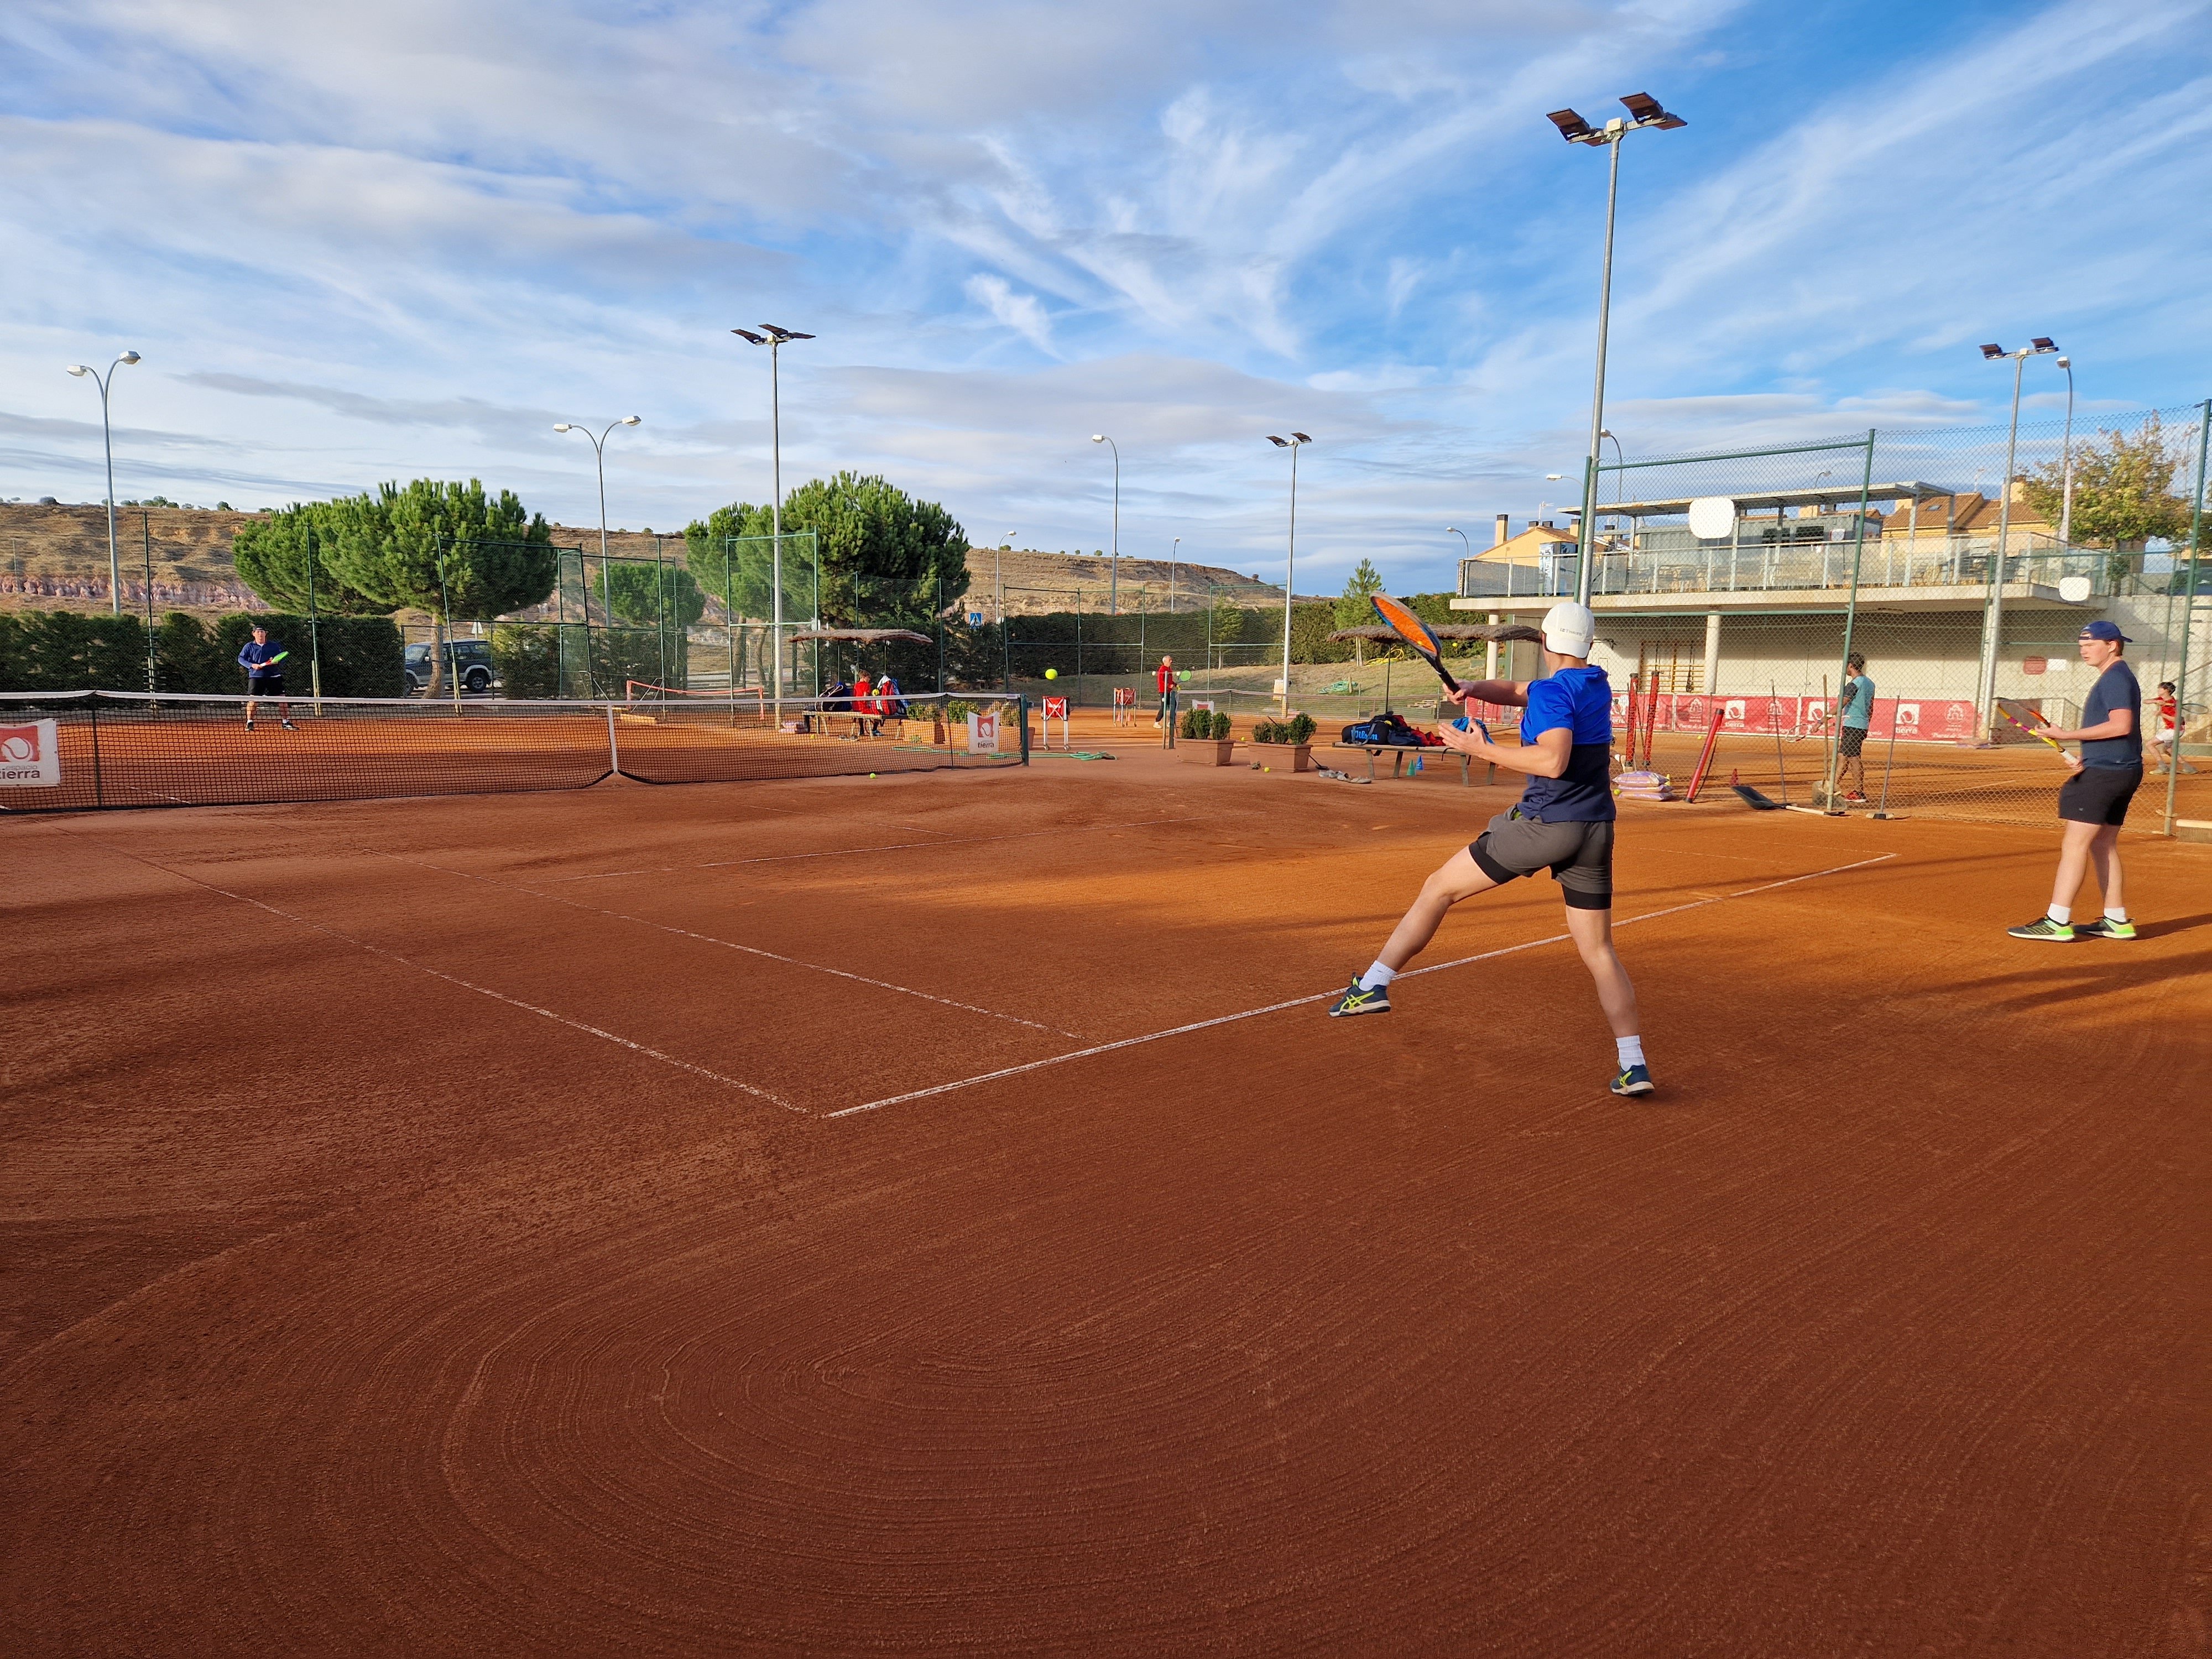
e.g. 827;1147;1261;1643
869;771;877;777
1045;668;1058;680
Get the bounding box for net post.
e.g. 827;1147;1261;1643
89;692;104;808
605;699;620;777
1019;695;1031;765
2164;399;2211;837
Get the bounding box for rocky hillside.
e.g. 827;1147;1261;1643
0;503;1301;622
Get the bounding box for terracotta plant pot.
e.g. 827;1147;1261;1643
1178;739;1237;766
1248;742;1311;773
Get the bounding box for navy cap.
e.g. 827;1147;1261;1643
2079;619;2131;642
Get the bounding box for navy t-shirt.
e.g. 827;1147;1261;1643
2079;660;2142;769
1517;665;1615;822
237;638;287;680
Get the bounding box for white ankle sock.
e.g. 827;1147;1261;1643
2047;905;2071;925
1359;961;1397;991
2105;906;2128;922
1616;1036;1645;1068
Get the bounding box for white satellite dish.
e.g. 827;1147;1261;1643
2056;575;2092;603
1686;497;1736;540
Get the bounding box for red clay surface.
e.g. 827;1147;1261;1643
4;745;2206;1655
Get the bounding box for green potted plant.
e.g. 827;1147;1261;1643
1248;711;1316;772
1177;705;1237;765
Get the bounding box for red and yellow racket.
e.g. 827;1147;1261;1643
1994;697;2068;755
1370;593;1460;694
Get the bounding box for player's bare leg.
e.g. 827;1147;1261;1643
1377;847;1500;972
1327;848;1497;1017
1564;905;1640;1039
2048;819;2106;915
2084;823;2124;915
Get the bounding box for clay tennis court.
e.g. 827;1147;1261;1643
6;748;2205;1655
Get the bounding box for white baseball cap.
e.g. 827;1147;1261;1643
1541;601;1595;658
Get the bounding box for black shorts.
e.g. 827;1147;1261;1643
248;677;285;697
1838;725;1867;758
1470;807;1615;910
2058;764;2140;827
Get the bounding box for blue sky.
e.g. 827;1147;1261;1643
3;0;2209;594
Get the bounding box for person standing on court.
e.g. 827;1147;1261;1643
852;670;874;735
1327;601;1653;1098
2151;680;2195;775
237;620;294;731
1837;651;1874;804
1155;655;1177;729
2010;619;2142;942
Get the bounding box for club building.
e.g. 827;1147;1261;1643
1449;488;2204;735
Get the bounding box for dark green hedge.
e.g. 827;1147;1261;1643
0;610;404;696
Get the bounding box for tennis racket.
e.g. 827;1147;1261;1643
1994;697;2068;755
1370;593;1460;694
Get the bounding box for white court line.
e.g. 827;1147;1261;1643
828;852;1899;1119
544;815;1212;881
67;834;804;1112
372;851;1083;1040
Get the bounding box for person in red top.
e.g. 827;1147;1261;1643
852;671;874;735
1155;655;1177;729
2151;680;2195;775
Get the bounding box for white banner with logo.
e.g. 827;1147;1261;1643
965;712;1000;754
0;719;60;786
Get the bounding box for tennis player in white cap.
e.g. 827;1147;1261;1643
1328;601;1652;1098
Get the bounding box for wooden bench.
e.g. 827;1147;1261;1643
1328;742;1495;786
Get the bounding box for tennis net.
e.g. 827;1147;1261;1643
0;690;1030;812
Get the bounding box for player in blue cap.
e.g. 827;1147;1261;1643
236;621;296;732
2009;619;2141;941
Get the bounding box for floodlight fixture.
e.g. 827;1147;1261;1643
1292;431;1313;444
730;328;766;344
1547;108;1594;142
621;415;641;426
552;422;573;432
1266;435;1288;447
1980;343;2004;359
2030;337;2057;353
760;324;815;342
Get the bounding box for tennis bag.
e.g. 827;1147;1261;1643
1341;712;1425;747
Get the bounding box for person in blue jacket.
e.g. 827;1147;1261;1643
237;622;295;731
1326;601;1653;1099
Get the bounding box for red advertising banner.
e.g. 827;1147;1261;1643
1610;693;1980;744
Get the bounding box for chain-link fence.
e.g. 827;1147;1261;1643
1465;403;2212;830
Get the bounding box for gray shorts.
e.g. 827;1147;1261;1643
1470;807;1615;910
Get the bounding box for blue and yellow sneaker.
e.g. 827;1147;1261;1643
2006;916;2077;942
1327;977;1391;1017
1609;1062;1655;1097
2074;917;2138;940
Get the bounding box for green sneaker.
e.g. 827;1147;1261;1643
1610;1063;1655;1098
2006;916;2077;942
2075;917;2138;940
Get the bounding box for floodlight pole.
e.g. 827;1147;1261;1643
2057;357;2076;546
1267;434;1311;716
1973;340;2056;727
1092;435;1120;613
1171;536;1180;613
64;351;140;615
733;326;814;720
1546;97;1684;606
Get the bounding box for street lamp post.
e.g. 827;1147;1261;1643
64;350;142;617
1170;536;1180;613
1546;94;1686;606
2057;355;2076;547
1090;435;1119;613
1266;433;1313;716
554;416;642;697
732;325;815;717
1974;338;2059;725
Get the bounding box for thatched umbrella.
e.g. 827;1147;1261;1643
786;628;933;645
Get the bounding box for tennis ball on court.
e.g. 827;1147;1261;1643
869;771;878;778
1045;668;1058;680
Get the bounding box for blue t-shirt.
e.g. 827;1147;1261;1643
2079;660;2142;769
1518;665;1615;822
237;637;288;680
1840;674;1874;729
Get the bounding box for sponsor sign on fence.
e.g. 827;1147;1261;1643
0;719;60;786
1611;693;1980;743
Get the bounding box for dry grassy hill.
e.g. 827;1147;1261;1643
0;504;1302;624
